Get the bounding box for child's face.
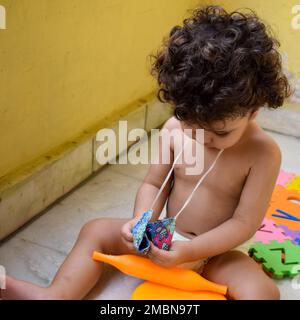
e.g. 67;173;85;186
180;110;258;150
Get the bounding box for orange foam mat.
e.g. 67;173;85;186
266;186;300;230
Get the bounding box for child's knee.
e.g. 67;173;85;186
79;218;130;253
80;218;103;237
78;218;114;245
234;278;280;300
267;282;280;300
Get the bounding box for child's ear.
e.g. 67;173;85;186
249;109;259;120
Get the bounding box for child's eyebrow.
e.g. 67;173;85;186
195;123;236;133
206;128;235;134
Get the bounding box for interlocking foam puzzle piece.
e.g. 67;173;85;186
287;176;300;193
266;186;300;230
254;218;292;243
276;170;296;188
267;185;284;208
249;240;300;279
277;225;300;245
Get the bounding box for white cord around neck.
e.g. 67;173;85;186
149;139;188;211
149;140;224;220
173;147;224;220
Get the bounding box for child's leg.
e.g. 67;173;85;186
1;218;133;300
201;250;280;300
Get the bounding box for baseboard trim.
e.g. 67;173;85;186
0;98;172;241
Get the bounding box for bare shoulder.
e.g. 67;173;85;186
161;116;183;151
246;123;281;168
142;116;181;190
162;116;182;131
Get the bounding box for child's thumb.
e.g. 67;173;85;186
121;224;133;242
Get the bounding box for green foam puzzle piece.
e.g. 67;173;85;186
249;240;300;279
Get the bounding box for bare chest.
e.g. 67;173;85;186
166;144;250;237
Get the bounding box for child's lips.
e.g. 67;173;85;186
205;145;220;150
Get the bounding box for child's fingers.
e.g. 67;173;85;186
148;254;168;267
124;230;133;242
148;243;164;260
121;236;136;254
120;224;133;242
148;243;175;267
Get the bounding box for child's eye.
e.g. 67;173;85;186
215;132;229;137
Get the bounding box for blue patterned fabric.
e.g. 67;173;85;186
132;209;176;254
132;210;153;254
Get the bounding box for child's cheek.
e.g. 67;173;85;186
218;133;242;149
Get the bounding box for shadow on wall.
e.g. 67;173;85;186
291;79;300;104
283;53;300;104
0;5;5;29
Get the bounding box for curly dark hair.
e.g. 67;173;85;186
149;4;292;126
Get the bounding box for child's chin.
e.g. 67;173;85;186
205;144;217;149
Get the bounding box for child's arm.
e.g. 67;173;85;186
132;117;177;221
121;117;177;249
187;139;282;261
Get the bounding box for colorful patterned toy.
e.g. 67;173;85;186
132;209;176;254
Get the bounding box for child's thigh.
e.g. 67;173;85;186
79;218;134;256
201;250;280;300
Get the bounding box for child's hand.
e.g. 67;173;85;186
147;241;192;268
120;217;140;254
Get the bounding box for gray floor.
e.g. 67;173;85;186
0;129;300;300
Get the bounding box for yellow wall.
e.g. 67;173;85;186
0;0;198;178
0;0;299;179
